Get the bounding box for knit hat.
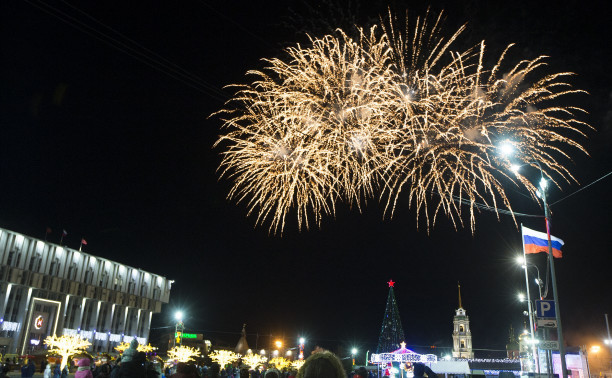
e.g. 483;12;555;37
77;358;91;367
265;368;281;378
121;339;140;363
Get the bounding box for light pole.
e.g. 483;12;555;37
351;348;357;366
539;176;569;378
517;256;544;299
605;314;612;355
174;311;184;348
502;149;568;378
516;257;540;373
299;338;305;360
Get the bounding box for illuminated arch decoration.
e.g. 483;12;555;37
370;342;438;364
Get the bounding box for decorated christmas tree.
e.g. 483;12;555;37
376;280;405;353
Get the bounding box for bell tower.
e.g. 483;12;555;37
452;283;474;358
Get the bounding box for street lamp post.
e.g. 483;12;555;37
299;338;305;360
539;179;569;378
517;257;539;373
351;348;357;366
503;149;568;378
174;311;184;348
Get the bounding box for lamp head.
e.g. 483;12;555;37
499;141;514;157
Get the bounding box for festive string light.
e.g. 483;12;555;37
209;350;240;368
114;342;156;354
44;334;92;370
242;353;268;369
215;10;590;233
269;357;291;370
167;345;201;363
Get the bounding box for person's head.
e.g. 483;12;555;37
240;368;250;378
209;362;221;378
77;358;91;367
354;367;367;378
264;368;280;378
176;362;189;373
412;363;424;377
296;351;345;378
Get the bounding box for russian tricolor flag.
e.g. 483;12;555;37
522;225;564;258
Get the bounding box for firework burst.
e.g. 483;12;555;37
214;11;590;234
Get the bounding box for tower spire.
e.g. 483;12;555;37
458;281;462;309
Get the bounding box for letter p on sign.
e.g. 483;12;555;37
536;300;556;318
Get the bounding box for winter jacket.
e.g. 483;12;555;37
44;365;52;378
169;363;199;378
95;363;112;378
21;362;36;378
117;360;147;378
110;365;121;378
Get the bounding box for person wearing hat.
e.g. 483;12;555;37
118;350;147;377
75;358;93;378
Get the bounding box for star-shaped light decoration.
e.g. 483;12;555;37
388;280;395;287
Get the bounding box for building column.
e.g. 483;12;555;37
0;283;12;320
120;307;128;338
58;295;70;332
144;311;152;344
14;287;33;354
92;301;101;351
134;309;141;338
104;304;116;353
77;297;87;330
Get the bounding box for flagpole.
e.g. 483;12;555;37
521;224;539;374
541;186;567;378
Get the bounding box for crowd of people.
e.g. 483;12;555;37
0;344;436;378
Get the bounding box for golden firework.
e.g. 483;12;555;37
215;11;590;233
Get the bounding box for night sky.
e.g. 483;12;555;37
2;0;611;359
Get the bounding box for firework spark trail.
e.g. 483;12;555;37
214;11;591;234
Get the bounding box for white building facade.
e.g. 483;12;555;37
0;227;172;355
